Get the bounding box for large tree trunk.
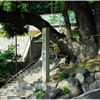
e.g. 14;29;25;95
94;1;100;54
58;1;98;62
68;1;98;61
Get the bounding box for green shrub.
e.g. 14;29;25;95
34;91;44;99
0;44;15;79
61;86;70;95
58;71;69;81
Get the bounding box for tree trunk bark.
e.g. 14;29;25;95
70;1;98;61
94;2;100;50
62;1;72;37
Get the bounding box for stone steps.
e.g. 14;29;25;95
0;58;61;99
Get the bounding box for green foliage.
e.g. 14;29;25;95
91;62;100;68
0;45;15;79
68;11;76;23
61;86;70;95
54;1;64;12
35;1;53;14
0;1;12;12
1;1;56;13
0;1;60;14
50;14;65;25
17;2;29;12
77;62;82;67
72;27;79;39
34;91;44;99
59;71;69;81
50;15;58;24
88;0;94;3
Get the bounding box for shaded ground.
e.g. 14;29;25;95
0;62;29;88
50;57;100;82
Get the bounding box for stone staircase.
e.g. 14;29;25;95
0;57;61;99
0;59;42;99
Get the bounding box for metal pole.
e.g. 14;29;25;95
15;35;17;74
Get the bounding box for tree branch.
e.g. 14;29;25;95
62;1;72;37
0;8;66;42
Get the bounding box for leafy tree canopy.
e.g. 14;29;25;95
0;1;57;14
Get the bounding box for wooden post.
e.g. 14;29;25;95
42;27;50;82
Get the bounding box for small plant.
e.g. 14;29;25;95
72;27;79;39
58;71;69;81
77;62;82;68
61;86;70;95
34;91;44;99
91;62;100;68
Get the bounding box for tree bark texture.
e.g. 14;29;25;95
62;1;72;37
70;1;98;60
94;1;100;49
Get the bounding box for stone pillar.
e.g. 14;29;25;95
42;27;50;82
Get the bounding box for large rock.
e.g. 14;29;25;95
82;82;89;92
58;58;66;68
75;73;84;84
63;93;71;99
46;82;58;88
89;80;100;90
76;66;87;74
69;73;75;78
88;66;100;73
50;68;60;76
35;83;47;92
39;88;60;99
76;66;90;78
95;67;100;72
85;75;95;84
57;78;83;97
95;72;100;80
